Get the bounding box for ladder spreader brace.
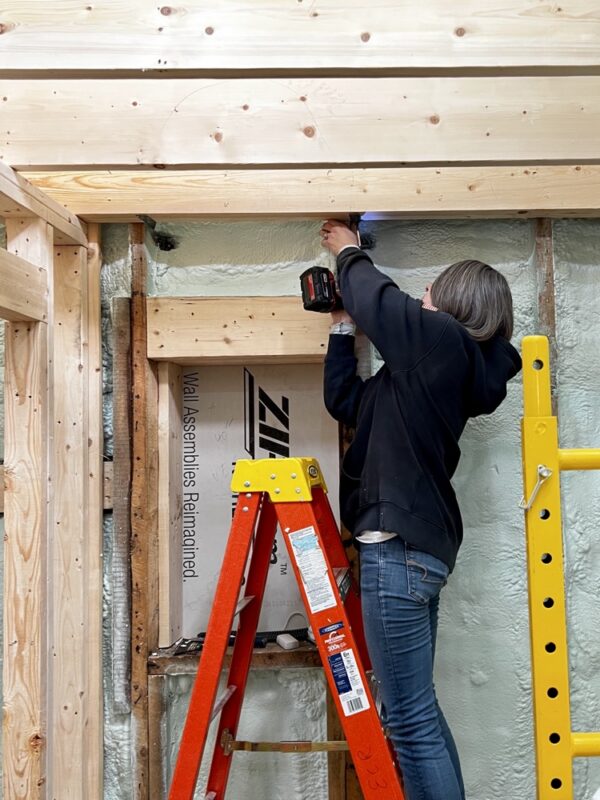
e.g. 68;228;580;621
169;457;405;800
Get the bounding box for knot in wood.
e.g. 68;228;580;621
29;732;45;752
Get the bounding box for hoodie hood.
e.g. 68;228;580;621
468;336;522;417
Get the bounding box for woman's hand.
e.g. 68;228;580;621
320;219;359;256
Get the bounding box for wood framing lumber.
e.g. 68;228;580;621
157;363;183;649
50;241;103;799
0;161;87;245
147;642;322;674
535;218;558;411
0;463;113;513
7;77;600;168
130;224;159;800
148;675;167;800
0;246;48;322
111;297;132;714
327;685;346;800
3;217;52;800
536;219;557;342
23;165;600;220
147;297;330;364
0;1;599;72
85;223;104;798
103;461;113;510
346;761;363;800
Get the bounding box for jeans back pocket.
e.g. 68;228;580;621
405;543;449;605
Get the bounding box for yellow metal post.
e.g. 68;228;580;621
522;335;600;799
521;336;573;799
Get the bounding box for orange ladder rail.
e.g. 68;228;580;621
168;457;404;800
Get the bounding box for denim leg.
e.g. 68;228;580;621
360;538;463;800
429;595;465;799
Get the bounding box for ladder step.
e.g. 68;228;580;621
211;685;237;722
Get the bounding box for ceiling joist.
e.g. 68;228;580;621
4;77;600;168
0;1;599;73
22;165;600;220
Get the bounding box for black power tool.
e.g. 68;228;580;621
300;266;343;313
300;214;375;313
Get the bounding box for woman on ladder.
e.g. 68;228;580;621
320;218;521;800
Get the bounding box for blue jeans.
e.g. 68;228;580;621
360;537;465;800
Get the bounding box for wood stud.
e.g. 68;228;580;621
3;217;52;800
157;363;184;648
130;224;159;800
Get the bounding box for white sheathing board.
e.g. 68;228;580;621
181;363;340;636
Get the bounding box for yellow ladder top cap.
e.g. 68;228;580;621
231;457;327;502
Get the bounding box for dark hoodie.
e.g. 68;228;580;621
324;248;522;571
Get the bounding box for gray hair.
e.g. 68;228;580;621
430;260;514;342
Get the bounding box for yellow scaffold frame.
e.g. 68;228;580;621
521;335;600;799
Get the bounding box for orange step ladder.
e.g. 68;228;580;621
169;457;405;800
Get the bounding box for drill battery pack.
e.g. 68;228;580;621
300;266;343;313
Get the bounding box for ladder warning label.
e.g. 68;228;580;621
319;623;370;716
328;648;370;717
288;527;337;614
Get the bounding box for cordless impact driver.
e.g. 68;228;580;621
300;214;374;312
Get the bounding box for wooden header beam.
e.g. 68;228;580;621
0;248;47;322
6;77;600;168
147;296;330;364
0;1;599;72
0;161;87;245
22;165;600;220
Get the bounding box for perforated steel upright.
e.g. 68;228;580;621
521;336;600;799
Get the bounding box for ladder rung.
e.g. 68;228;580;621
234;595;255;617
211;685;237;721
205;794;216;800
